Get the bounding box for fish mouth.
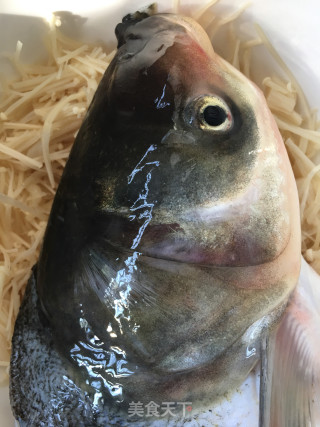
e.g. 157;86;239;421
115;5;156;48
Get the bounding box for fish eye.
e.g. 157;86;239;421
203;105;227;126
184;95;233;132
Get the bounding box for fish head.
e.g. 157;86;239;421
90;13;301;278
34;12;301;409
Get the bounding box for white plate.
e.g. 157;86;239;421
1;0;320;425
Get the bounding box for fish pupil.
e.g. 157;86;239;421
203;105;227;126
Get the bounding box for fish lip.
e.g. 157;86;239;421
115;12;191;60
115;6;156;48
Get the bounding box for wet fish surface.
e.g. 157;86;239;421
10;9;319;427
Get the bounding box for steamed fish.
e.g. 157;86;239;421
9;10;319;426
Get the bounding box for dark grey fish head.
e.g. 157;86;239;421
59;12;299;269
12;12;301;422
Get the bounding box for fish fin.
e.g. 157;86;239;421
77;243;159;307
261;257;320;427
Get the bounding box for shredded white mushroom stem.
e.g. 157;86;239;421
0;4;319;375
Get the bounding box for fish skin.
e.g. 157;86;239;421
10;269;96;427
10;11;303;425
